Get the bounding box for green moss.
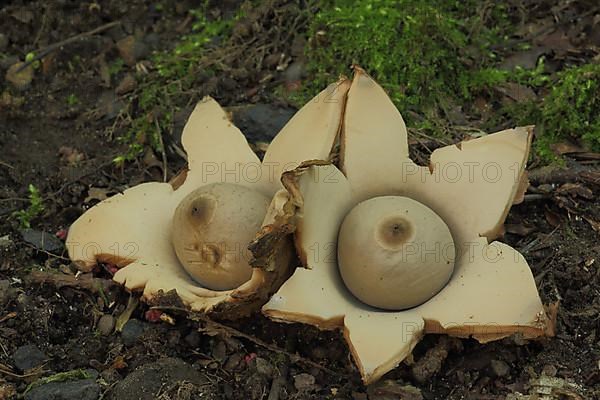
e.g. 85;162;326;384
496;62;600;163
115;3;240;162
539;63;600;153
25;370;93;394
12;184;44;228
300;0;511;128
66;93;79;106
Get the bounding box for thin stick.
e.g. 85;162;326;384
522;194;549;202
0;198;28;202
0;365;45;379
17;21;121;73
0;161;14;169
22;244;70;261
154;118;168;182
155;307;344;377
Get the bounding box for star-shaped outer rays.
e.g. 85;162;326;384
66;78;351;315
262;69;553;384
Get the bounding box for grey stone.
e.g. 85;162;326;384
19;229;63;253
115;74;136;95
211;340;227;362
25;378;100;400
120;319;146;346
108;358;208;400
230;104;295;144
490;359;510;377
5;62;34;91
95;91;125;120
13;345;47;371
116;35;149;66
0;234;12;248
0;280;14;306
366;380;423;400
0;34;8;51
0;55;19;70
97;315;115;336
293;373;316;391
184;330;200;348
255;357;274;377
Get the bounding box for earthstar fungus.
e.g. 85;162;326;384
66;78;350;315
262;69;553;383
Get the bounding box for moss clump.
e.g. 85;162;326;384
495;62;600;162
12;184;44;228
538;63;600;153
300;0;510;128
25;370;93;394
114;5;239;163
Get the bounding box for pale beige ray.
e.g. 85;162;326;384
340;238;547;384
66;182;176;270
400;127;533;245
259;79;351;196
344;309;424;384
181;97;262;191
340;68;410;203
418;238;547;339
262;164;355;330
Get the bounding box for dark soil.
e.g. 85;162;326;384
0;1;599;399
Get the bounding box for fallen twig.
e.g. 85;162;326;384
27;270;115;294
156;306;345;377
528;165;600;186
21;243;70;261
0;363;46;379
521;193;549;202
154;117;168;182
16;21;121;73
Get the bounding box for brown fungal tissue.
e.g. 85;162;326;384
262;68;553;384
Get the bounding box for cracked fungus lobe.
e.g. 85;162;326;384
65;77;353;314
263;68;552;384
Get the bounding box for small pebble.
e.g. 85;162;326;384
20;229;63;253
0;235;12;248
120;319;146;346
184;330;201;348
0;33;8;51
211;340;227;362
0;280;14;307
490;359;510;377
115;74;136;95
5;62;34;91
352;392;368;400
24;378;100;400
254;357;274;377
116;35;148;66
13;345;47;371
293;373;316;391
97;315;115;336
542;364;558;377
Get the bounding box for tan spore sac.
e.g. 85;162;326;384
337;196;455;311
171;183;270;291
